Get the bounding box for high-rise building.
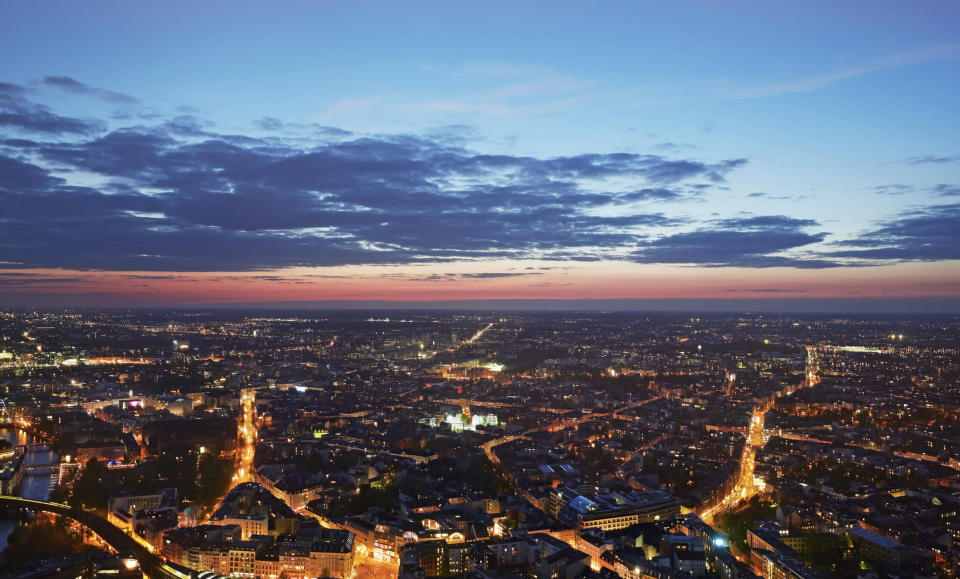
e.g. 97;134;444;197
172;340;195;375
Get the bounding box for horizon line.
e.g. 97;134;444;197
7;297;959;314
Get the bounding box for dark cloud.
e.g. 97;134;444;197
253;117;352;138
0;93;751;271
111;108;164;121
874;184;911;196
405;271;544;282
619;188;685;202
2;138;41;148
38;76;138;104
0;273;91;286
313;125;353;138
874;183;960;197
0;154;64;190
15;77;953;273
715;215;818;229
905;154;960;165
747;192;801;201
0;81;105;135
422;124;482;146
652;141;696;153
459;272;542;279
931;184;960;197
228;275;307;284
406;274;453;282
728;288;806;293
163;115;215;137
0;82;28;97
632;215;833;268
254;117;284;131
827;203;960;262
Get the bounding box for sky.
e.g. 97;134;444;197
1;1;959;311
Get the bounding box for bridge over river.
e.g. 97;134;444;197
0;495;183;579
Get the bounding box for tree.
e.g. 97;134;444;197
1;513;94;567
329;483;399;517
48;484;70;504
195;453;233;506
70;458;111;510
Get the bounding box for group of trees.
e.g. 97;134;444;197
794;457;913;490
460;452;515;495
329;482;399;517
714;496;777;553
577;443;620;475
714;495;864;576
324;448;515;518
68;450;233;512
1;513;92;568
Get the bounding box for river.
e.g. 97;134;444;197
0;427;59;550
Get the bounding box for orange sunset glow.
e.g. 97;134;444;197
4;261;958;309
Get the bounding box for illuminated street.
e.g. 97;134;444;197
234;389;257;484
351;552;399;579
700;346;821;522
466;322;495;345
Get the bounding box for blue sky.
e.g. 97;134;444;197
0;1;958;307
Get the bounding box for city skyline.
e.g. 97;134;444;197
2;1;960;310
2;309;958;577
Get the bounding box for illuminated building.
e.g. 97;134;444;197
549;487;680;532
162;524;354;579
172;339;196;375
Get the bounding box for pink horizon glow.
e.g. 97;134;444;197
2;260;958;306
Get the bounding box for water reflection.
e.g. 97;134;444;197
1;427;31;447
1;428;59;550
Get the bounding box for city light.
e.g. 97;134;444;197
0;309;951;578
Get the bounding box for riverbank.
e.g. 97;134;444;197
0;427;59;550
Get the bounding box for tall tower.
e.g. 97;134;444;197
172;340;196;375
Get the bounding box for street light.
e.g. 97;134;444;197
121;557;140;571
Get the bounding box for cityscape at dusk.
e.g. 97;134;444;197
1;2;959;579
